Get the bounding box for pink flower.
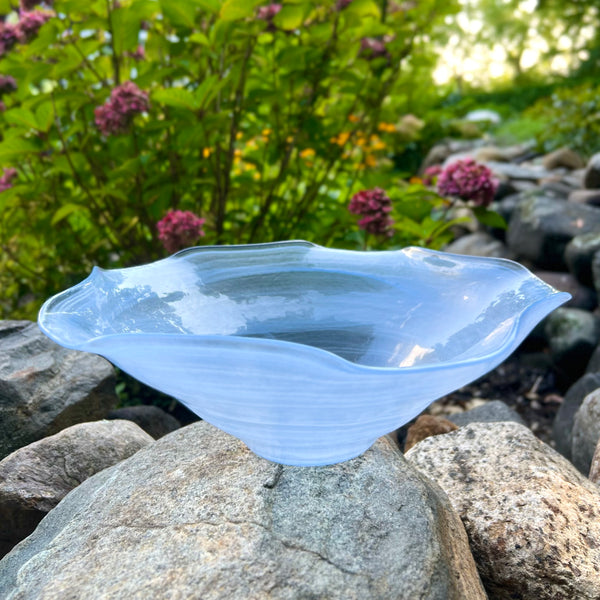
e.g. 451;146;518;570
360;37;390;60
437;159;498;207
348;188;394;236
0;75;17;96
257;3;282;21
0;167;17;192
422;165;442;186
0;23;20;56
127;45;145;61
157;209;206;253
335;0;353;9
16;10;52;42
94;81;150;136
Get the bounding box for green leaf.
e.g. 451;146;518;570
51;203;85;226
189;32;210;46
220;0;262;21
111;7;141;55
4;108;39;130
473;206;507;229
273;5;305;30
345;0;380;19
35;102;54;133
190;0;221;12
0;138;41;162
160;0;197;28
152;88;198;111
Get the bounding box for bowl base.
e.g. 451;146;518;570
244;439;377;467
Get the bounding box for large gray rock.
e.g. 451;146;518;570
406;422;600;600
583;152;600;189
0;422;486;600
565;232;600;287
534;270;596;311
447;400;525;427
572;389;600;474
0;420;153;558
444;232;510;259
0;321;117;459
553;373;600;458
507;193;600;270
106;405;181;439
543;308;600;381
542;147;585;171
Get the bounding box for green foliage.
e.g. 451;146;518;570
0;0;461;318
524;82;600;157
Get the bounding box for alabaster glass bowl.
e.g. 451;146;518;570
38;241;570;466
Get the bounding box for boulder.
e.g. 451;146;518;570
553;373;600;458
534;271;596;311
106;405;181;439
542;147;585;171
447;400;525;427
406;422;600;600
0;422;486;600
444;232;510;259
0;321;117;460
569;189;600;206
507;193;600;270
583;152;600;189
0;420;153;558
592;251;600;298
565;233;600;287
543;308;600;381
590;440;600;484
572;389;600;474
586;344;600;374
403;415;458;452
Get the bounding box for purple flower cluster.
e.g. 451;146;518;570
157;210;206;253
0;167;17;192
360;37;390;60
0;75;17;96
127;45;145;61
257;3;281;26
0;10;52;55
94;81;150;136
348;188;394;236
436;159;498;207
335;0;353;9
422;165;442;186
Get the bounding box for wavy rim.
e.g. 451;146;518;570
38;241;571;373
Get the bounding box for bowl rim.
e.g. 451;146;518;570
37;241;571;374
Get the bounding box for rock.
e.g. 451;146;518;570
542;147;585;171
492;192;524;225
406;422;600;600
565;233;600;287
447;400;525;427
583;152;600;189
507;193;600;270
0;420;153;558
544;308;600;383
553;373;600;458
444;232;510;259
572;389;600;474
538;180;574;198
404;415;458;452
534;270;596;311
590;440;600;483
0;321;117;460
586;344;600;374
592;252;600;298
421;143;452;170
484;161;550;182
464;109;501;124
106;405;181;439
493;180;518;201
473;146;510;162
0;422;486;600
569;189;600;206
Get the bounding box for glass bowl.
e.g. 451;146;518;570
38;241;570;466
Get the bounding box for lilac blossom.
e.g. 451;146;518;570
0;23;20;56
335;0;353;9
0;167;17;192
157;210;206;253
16;10;52;42
348;188;394;236
257;3;281;30
0;75;17;96
360;37;390;60
437;159;498;207
94;81;150;136
422;165;442;186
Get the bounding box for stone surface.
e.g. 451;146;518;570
406;422;600;600
572;389;600;475
0;420;153;558
404;415;458;452
0;321;117;460
553;372;600;458
592;251;600;298
444;232;510;259
484;161;550;182
583;152;600;189
586;344;600;374
590;440;600;484
106;405;181;439
0;422;486;600
447;400;525;427
542;147;585;171
534;270;596;311
543;308;600;382
569;189;600;206
565;233;600;287
507;193;600;270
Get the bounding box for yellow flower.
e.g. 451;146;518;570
236;131;244;140
365;154;377;167
348;114;360;123
300;148;316;159
409;176;423;184
377;122;396;133
262;128;271;137
202;147;212;158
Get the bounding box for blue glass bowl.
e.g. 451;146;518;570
38;241;570;466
